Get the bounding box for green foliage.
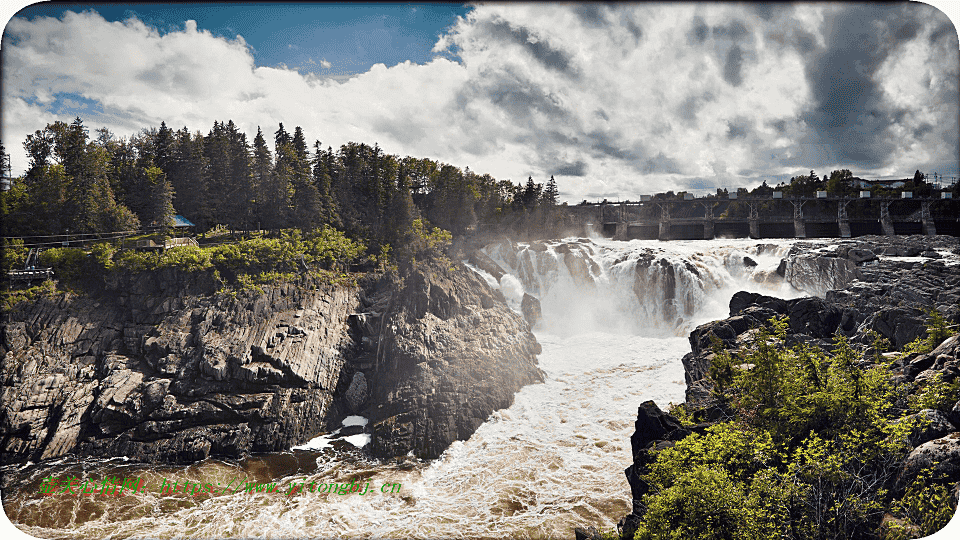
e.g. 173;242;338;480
37;247;88;283
1;238;28;272
156;245;212;272
412;218;452;251
886;469;955;539
636;464;790;540
2;280;58;310
113;249;161;272
909;373;960;413
88;242;117;270
647;423;778;490
633;315;953;540
924;308;955;349
110;227;362;287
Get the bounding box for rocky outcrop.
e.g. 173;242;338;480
369;259;544;459
2;256;544;466
619;401;695;539
623;235;960;529
521;293;542;329
1;270;360;464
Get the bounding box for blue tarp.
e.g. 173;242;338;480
171;215;195;227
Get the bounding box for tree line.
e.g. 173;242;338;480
1;117;570;254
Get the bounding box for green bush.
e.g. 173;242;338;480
156;245;212;272
88;242;117;270
113;249;161;272
1;238;28;272
37;247;88;283
632;315;953;540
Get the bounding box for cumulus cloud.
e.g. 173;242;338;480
1;4;957;202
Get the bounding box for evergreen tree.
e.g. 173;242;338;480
168;128;208;228
312;141;339;227
289;126;321;229
251;127;274;229
543;175;559;206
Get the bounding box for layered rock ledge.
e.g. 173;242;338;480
1;258;543;465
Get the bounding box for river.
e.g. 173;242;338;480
3;238;806;539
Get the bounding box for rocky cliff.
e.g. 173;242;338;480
620;234;960;536
1;257;543;465
368;259;544;459
1;269;360;464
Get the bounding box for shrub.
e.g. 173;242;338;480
156;245;212;272
37;247;88;283
1;238;28;272
632;315;952;540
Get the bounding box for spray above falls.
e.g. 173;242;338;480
469;237;806;336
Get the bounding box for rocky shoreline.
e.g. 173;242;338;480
0;258;542;466
619;235;960;538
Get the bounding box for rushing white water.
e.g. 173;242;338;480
3;238;806;539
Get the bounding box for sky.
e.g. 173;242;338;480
1;2;959;204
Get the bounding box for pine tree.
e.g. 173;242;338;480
313;141;339;227
251;127;274;230
289;126;321;229
543;175;559;206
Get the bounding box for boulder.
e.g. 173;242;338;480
520;293;542;329
900;432;960;488
899;409;957;447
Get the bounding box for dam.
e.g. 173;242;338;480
570;191;959;240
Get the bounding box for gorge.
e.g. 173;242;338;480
2;234;959;538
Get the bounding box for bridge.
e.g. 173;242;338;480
570;191;959;240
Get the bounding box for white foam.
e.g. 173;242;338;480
342;416;368;427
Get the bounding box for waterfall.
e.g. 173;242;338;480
474;237;804;337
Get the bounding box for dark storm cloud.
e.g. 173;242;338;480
726;117;751;140
690;16;709;44
479;68;569;122
713;20;748;40
929;22;959;46
556;160;588;176
625;19;643;41
638;152;681;174
800;4;925;169
791;28;817;54
677;92;713;124
586;129;640;161
484;19;577;77
573;5;606;27
723;45;743;86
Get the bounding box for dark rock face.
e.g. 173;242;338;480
521;293;542;329
467;250;507;283
368;259;544;459
620;401;692;539
1;271;360;465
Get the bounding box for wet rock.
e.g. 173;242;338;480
621;401;692;539
345;372;368;413
783;253;860;297
369;259;543;460
1;271;361;465
521;293;542;329
468;250;507;282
